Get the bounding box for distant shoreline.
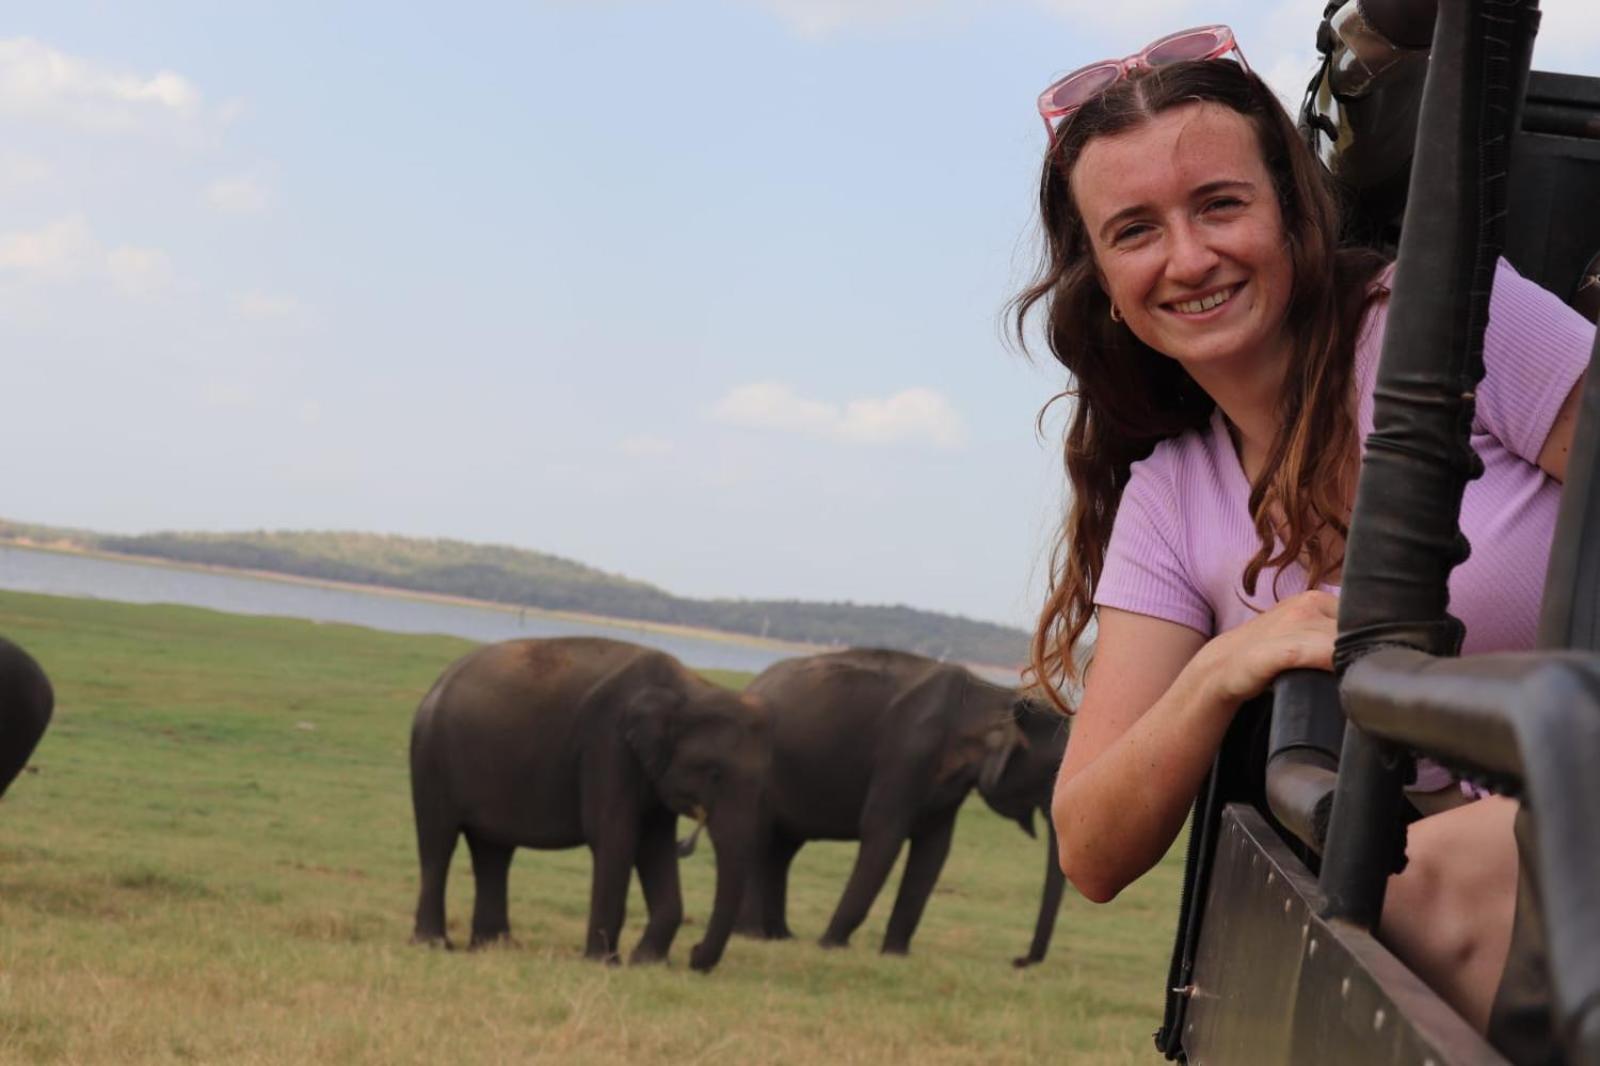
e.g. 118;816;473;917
0;537;1026;680
0;538;842;656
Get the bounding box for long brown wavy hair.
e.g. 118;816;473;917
1011;59;1389;712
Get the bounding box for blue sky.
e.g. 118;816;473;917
3;1;1597;628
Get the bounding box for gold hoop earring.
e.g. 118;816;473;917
1109;303;1123;323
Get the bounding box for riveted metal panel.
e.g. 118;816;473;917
1182;806;1509;1066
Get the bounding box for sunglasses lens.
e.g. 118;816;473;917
1144;27;1229;66
1043;63;1122;113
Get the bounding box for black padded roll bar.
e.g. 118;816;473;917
1342;648;1600;1064
1264;671;1344;853
1320;0;1542;929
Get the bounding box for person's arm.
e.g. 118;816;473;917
1537;371;1585;484
1052;591;1338;902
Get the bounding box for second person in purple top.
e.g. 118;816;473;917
1011;30;1595;1034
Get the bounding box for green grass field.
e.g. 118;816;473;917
0;590;1183;1064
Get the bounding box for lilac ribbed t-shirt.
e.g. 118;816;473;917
1096;259;1596;656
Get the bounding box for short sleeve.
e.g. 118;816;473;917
1095;458;1213;636
1474;258;1596;463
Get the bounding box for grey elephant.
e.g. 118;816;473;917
409;637;768;972
0;636;52;800
732;648;1069;964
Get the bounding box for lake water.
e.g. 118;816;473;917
0;545;809;674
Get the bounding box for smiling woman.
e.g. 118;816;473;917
1009;34;1596;1045
1071;106;1295;390
1013;54;1389;693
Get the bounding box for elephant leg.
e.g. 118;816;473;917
585;828;638;963
411;810;459;947
765;833;804;940
820;827;908;949
466;835;515;948
736;861;766;938
738;831;802;940
881;809;957;955
630;810;683;964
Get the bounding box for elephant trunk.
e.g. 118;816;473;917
1014;806;1067;968
689;803;759;973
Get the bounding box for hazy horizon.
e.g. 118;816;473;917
1;515;1031;627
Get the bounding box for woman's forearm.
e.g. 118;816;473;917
1052;644;1239;902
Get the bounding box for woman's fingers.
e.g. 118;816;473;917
1194;589;1343;705
1292;630;1336;670
1285;588;1340;619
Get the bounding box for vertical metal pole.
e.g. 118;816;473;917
1319;0;1539;924
1317;729;1411;924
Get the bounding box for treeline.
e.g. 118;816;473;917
0;523;1028;666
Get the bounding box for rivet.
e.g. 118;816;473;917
1267;871;1275;885
1308;938;1318;959
1341;977;1351;999
1374;1008;1386;1031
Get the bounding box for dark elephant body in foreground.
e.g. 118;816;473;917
409;637;768;972
0;636;52;799
736;648;1069;963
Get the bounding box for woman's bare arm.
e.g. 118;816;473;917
1538;372;1586;483
1052;592;1338;902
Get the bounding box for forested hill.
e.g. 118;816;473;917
0;521;1029;667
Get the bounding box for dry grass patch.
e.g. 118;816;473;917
0;590;1181;1064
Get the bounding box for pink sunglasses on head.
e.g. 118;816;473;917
1036;25;1250;142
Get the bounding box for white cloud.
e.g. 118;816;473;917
713;382;966;448
715;382;837;434
1252;2;1324;110
618;434;675;457
106;245;174;295
0;214;173;296
0;37;204;132
232;289;307;322
0;215;98;282
838;388;967;446
206;175;269;214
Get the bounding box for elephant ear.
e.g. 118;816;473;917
977;720;1025;794
621;684;683;780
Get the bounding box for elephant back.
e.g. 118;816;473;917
420;638;663;731
748;649;939;736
